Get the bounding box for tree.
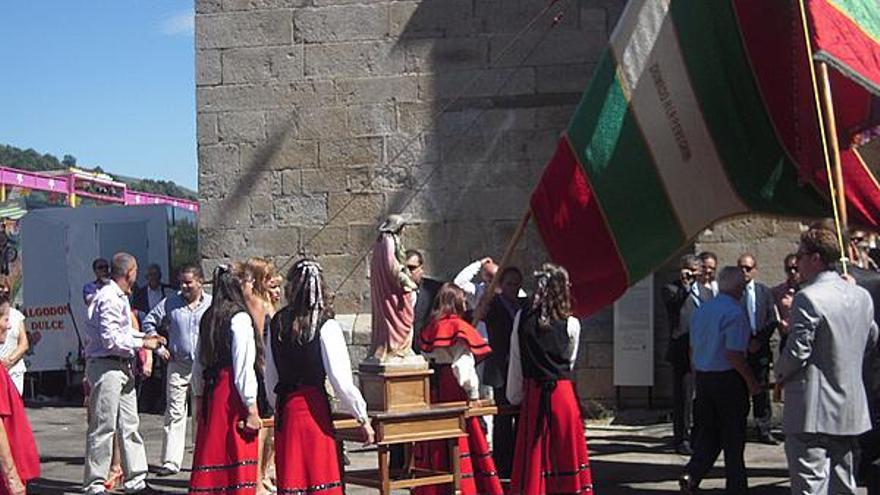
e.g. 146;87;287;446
61;154;77;168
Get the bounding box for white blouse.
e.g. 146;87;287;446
191;312;258;408
423;343;480;400
505;311;580;406
264;319;369;423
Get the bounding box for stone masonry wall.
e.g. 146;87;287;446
195;0;628;410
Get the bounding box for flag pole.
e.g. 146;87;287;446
472;208;532;325
817;62;849;231
797;0;849;274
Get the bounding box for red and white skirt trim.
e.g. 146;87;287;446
274;385;343;495
413;366;504;495
509;378;594;495
188;367;259;495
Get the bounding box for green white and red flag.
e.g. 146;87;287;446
530;0;880;316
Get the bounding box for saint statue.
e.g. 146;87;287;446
368;214;418;361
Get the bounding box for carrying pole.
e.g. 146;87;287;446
817;62;849;231
798;0;849;274
472;209;532;325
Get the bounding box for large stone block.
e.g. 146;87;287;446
197;10;294;49
304;41;405;78
295;5;388;43
196;49;222;86
198;80;336;111
249;194;275;226
200;199;252;228
389;0;476;38
246;227;300;256
402;37;489;73
502;129;558;163
200;228;247;258
319;137;383;167
266;106;348;140
279;169;299;195
336;75;419;105
576;367;615;401
197;113;219;145
300;225;348;255
218;111;266;143
417;67;536;101
273;195;329;226
327;192;385;223
222;46;304;84
198;143;240;176
199;172;238;198
241;139;318;170
301;168;371;193
347;104;396;137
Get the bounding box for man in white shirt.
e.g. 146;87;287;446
454;257;499;313
83;253;165;495
144;265;211;477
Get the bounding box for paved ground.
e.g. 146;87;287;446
27;406;867;494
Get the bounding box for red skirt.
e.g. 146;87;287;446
413;367;503;495
509;379;593;495
189;367;259;495
0;366;38;495
274;386;343;495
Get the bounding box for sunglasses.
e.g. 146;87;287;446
739;265;755;272
405;264;422;271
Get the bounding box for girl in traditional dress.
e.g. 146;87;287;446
0;297;38;495
242;257;277;494
0;279;27;396
265;259;374;495
414;283;504;495
190;265;263;495
507;263;593;495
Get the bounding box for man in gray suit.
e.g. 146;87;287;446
776;224;880;494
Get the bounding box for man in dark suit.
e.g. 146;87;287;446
737;254;779;445
389;249;443;469
405;249;443;351
849;261;880;494
131;263;173;315
478;266;527;479
663;254;710;455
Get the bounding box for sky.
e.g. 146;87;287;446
0;2;197;190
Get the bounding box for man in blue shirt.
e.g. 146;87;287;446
680;266;760;495
142;264;211;476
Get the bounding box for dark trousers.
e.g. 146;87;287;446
492;387;516;479
748;357;771;436
686;370;749;494
672;362;693;444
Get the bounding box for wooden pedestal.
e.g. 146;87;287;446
335;405;468;495
358;366;433;413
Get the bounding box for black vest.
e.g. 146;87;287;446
519;310;573;383
268;307;327;395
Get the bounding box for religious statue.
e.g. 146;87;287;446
367;214;421;363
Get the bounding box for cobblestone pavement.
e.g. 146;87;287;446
27;406;867;494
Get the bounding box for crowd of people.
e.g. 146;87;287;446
57;215;595;495
0;216;874;494
665;221;880;494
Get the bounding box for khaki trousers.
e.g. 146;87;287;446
161;360;192;471
83;358;148;494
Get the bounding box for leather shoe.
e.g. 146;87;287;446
678;473;698;494
155;465;179;477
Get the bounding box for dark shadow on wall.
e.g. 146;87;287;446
386;0;616;281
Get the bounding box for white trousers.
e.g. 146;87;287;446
161;359;193;471
83;358;148;494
